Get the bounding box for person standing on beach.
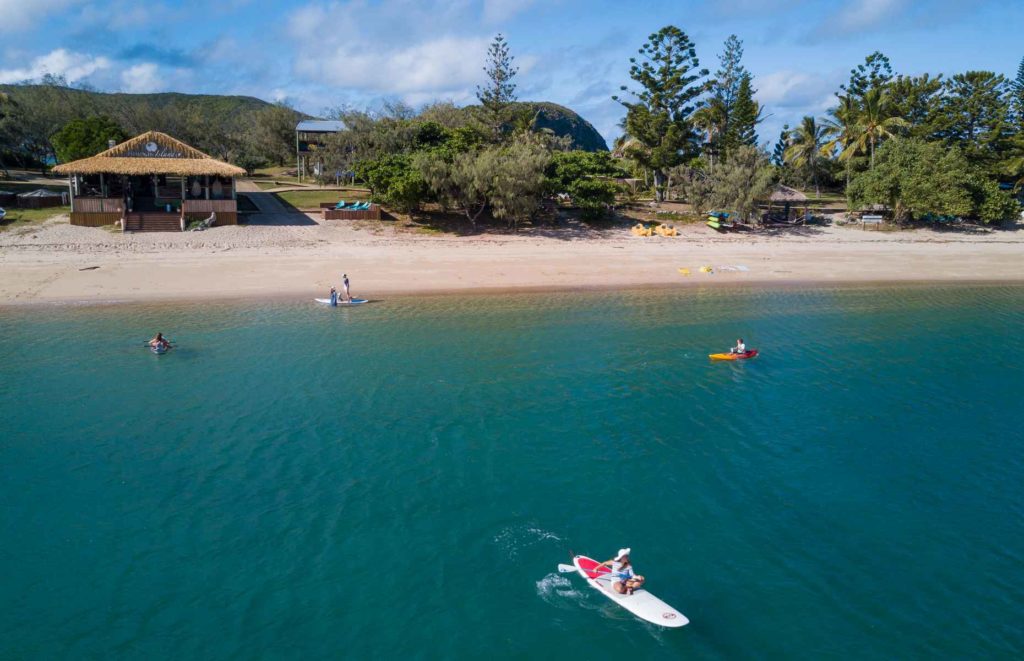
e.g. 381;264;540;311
342;274;351;302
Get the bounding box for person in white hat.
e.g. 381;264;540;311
596;548;645;595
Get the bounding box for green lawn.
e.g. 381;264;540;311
274;189;370;209
0;206;69;231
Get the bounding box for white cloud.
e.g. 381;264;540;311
121;62;161;92
287;1;500;99
295;35;489;95
0;0;82;33
482;0;535;23
832;0;908;32
0;48;110;83
755;70;836;111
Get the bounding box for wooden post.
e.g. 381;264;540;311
204;175;210;200
180;177;186;205
68;175;75;213
231;178;236;200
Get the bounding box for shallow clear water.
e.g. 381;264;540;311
2;286;1023;659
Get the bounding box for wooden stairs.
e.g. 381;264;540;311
124;212;181;232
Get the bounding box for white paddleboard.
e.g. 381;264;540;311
314;298;368;306
573;555;688;628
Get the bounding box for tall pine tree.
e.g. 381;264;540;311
476;34;519;141
1011;56;1024;129
614;26;708;201
709;35;749;161
729;74;760;148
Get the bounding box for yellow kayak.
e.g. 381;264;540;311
709;350;758;361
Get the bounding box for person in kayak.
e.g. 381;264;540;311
730;338;746;354
329;287;338;307
597;548;645;595
342;274;351;302
149;333;171;350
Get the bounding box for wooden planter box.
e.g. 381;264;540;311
320;202;381;220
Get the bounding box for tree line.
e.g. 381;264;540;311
3;28;1022;227
312;34;627;229
0;76;299;175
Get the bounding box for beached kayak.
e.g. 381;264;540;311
572;555;688;628
314;298;368;306
709;349;758;361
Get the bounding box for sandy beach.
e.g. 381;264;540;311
1;212;1023;305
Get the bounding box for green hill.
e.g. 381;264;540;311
0;85;608;173
0;85;301;132
520;102;608;152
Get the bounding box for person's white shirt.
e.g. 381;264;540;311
611;560;634;579
735;342;746;353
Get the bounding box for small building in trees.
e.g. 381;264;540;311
52;131;245;232
295;120;345;182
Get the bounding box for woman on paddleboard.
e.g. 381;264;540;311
597;548;645;595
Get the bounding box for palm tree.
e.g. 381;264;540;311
821;93;859;187
841;88;909;169
783;116;828;197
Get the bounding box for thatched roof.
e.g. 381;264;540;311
770;185;808;202
52;131;245;177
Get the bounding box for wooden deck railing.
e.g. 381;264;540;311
183;199;236;213
74;197;123;213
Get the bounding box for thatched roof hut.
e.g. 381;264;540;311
769;185;808;203
53;131;245;177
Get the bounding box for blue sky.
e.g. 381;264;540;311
1;0;1020;146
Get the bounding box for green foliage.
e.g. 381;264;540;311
51;114;127;162
704;36;761;160
729;74;760;148
1012;57;1024;129
245;102;298;167
614;25;708;201
936;71;1010;173
840;87;909;169
545;151;625;220
889;74;944;140
477;34;519;141
783;116;829;195
841;51;893;97
545;151;624;188
355;154;428;213
417;133;552;229
969;177;1020;224
846;138;1009;223
707;145;774;222
485;134;551;229
567;178;621;220
771;124;789;166
1;82;306;169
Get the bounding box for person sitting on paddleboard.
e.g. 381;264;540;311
597;548;645;595
329;287;338;307
730;338;746;354
149;333;170;350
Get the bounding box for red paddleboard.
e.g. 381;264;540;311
572;555;688;628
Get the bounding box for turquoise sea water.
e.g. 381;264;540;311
2;286;1023;659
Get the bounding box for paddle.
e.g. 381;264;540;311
557;564;577;573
